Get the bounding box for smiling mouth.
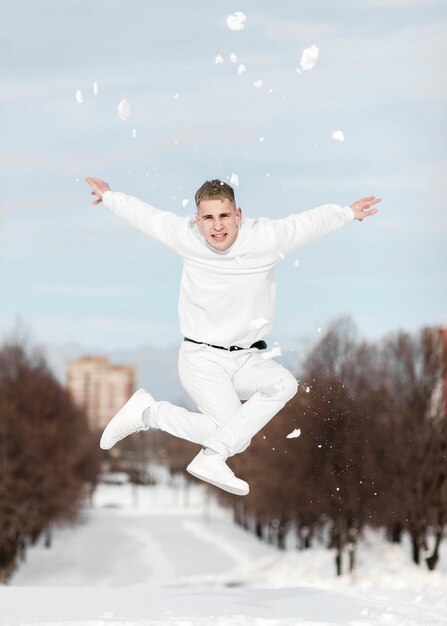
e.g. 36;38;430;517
212;233;227;240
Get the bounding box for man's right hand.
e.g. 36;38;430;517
86;177;111;205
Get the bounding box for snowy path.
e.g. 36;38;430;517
0;585;429;626
1;481;447;625
1;585;447;625
10;510;239;586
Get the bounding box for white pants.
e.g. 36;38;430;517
149;340;298;458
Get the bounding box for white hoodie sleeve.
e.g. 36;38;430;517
103;190;187;249
271;204;354;256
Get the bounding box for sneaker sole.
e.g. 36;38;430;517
186;467;249;496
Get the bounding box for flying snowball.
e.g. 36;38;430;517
300;45;319;71
332;130;345;142
226;11;246;31
75;90;83;104
253;79;263;88
117;99;131;121
181;199;189;208
261;346;282;360
230;53;238;63
174;93;180;99
286;428;301;439
131;129;137;138
230;173;239;186
237;63;247;76
93;82;98;96
215;54;224;64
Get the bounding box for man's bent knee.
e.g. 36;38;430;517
280;372;298;401
259;372;298;402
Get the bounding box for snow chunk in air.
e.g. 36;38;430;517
181;199;189;208
300;45;319;71
226;12;246;31
237;64;247;76
286;428;301;439
75;90;83;104
93;82;98;96
253;79;263;88
332;130;345;142
117;99;131;121
132;129;137;138
230;53;238;63
230;173;239;187
261;346;282;359
215;54;224;64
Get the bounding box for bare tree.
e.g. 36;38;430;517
0;338;101;581
376;327;447;568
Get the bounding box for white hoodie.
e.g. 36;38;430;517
103;191;354;348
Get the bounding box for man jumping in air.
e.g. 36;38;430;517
86;176;379;496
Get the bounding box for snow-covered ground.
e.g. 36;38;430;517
1;473;447;625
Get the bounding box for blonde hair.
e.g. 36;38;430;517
195;179;236;209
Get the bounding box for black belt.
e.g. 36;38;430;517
184;337;267;352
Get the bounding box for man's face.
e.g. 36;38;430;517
195;198;242;251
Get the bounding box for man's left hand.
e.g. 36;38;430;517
349;196;381;221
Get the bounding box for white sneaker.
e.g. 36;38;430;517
186;450;249;496
100;388;154;450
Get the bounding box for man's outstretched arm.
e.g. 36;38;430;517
270;194;381;256
85;176;187;250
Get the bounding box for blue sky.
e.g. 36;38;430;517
1;0;446;353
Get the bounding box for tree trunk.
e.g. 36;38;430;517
390;522;403;543
335;550;342;576
347;527;357;573
331;526;343;576
277;522;287;550
0;538;19;582
426;526;443;571
298;526;311;550
348;543;355;572
266;521;276;544
411;534;420;564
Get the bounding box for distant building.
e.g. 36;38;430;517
427;326;447;420
66;356;135;431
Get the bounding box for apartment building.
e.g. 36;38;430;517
67;356;135;431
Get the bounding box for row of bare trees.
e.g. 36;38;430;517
0;337;101;582
151;318;447;575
